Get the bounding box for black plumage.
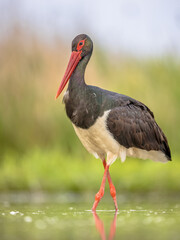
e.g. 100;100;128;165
64;84;171;160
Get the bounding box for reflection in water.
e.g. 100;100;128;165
92;211;117;240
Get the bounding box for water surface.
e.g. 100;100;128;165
0;193;180;240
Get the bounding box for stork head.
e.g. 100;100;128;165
55;34;93;99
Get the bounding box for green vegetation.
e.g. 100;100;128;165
0;28;179;193
0;148;179;193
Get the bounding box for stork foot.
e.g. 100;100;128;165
92;189;105;211
103;159;118;211
109;183;118;211
92;165;109;211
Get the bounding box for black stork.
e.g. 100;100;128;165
56;34;171;212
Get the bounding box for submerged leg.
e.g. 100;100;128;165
92;211;106;240
103;159;118;211
92;209;117;240
108;210;118;240
92;164;109;212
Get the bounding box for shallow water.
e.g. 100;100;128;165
0;193;180;240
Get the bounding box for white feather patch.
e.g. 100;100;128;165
119;147;127;163
72;110;169;165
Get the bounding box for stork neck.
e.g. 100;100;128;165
68;53;91;90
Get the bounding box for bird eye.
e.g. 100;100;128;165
77;39;85;51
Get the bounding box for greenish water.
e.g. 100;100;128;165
0;193;180;240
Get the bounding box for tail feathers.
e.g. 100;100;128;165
161;140;171;161
163;142;172;161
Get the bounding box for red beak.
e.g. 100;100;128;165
55;51;82;99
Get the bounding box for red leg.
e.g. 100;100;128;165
92;164;109;211
103;159;118;211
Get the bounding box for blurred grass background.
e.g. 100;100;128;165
0;26;179;194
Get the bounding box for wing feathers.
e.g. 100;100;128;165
107;103;171;160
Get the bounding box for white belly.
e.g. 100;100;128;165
72;110;168;165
